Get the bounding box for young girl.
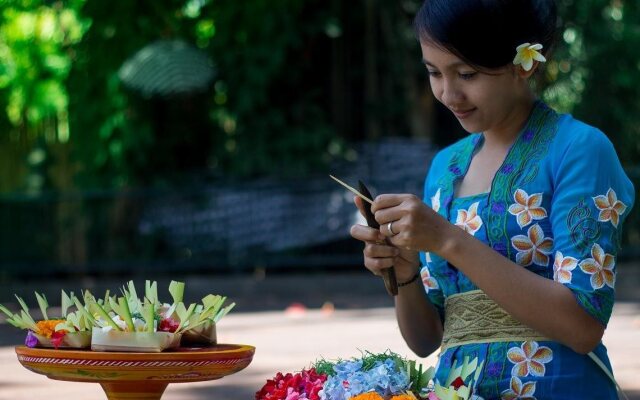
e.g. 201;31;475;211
350;0;634;398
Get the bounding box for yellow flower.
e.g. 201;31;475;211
35;319;66;338
513;43;546;71
593;188;627;228
579;243;615;290
349;393;384;400
455;202;483;236
507;340;553;377
391;393;418;400
420;266;439;293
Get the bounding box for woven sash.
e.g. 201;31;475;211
442;290;549;350
441;290;628;399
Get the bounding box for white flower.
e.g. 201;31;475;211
431;188;441;213
133;318;147;332
111;315;128;330
513;43;546;71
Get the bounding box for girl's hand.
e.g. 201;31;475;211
350;196;420;282
371;194;454;255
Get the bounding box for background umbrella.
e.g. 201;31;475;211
118;39;216;97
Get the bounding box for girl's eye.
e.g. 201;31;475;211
459;72;477;80
427;70;441;78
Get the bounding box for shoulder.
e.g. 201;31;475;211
548;112;633;199
552;113;615;156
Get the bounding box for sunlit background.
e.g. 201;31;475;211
0;0;638;280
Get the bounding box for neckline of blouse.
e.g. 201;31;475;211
452;100;546;201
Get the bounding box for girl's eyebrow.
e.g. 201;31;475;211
422;59;468;69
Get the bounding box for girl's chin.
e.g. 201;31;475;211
457;120;485;134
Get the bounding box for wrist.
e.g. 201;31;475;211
395;259;420;283
436;223;463;260
397;271;420;288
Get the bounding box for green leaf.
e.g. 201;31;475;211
94;302;121;331
124;281;141;315
434;384;459;400
213;302;235;323
0;304;31;329
169;281;185;304
72;297;96;327
35;292;49;321
0;304;15;319
126;281;138;302
473;360;484;383
20;310;37;331
459;356;477;381
118;297;135;332
108;296;122;316
176;303;196;333
142;299;156;333
61;290;74;318
14;295;30;314
145;280;158;304
102;290;111;310
445;359;463;387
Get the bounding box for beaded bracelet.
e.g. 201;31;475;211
397;271;420;287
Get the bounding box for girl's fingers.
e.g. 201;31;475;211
363;242;399;258
365;257;395;275
350;224;386;243
371;194;408;213
354;196;366;217
373;208;400;227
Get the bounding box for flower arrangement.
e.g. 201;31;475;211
0;280;235;352
83;280;235;352
0;290;92;349
255;368;327;400
162;281;235;345
256;351;484;400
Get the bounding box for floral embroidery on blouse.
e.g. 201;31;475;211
501;376;537;400
593;188;627;228
511;224;554;267
578;243;615;290
420;266;439;292
507;341;553;378
455;201;483;235
508;189;548;228
431;188;441;213
552;251;578;284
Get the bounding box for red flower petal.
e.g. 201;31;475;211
451;376;465;389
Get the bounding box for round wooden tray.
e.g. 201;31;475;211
15;344;255;400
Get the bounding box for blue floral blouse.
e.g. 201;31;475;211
419;102;635;399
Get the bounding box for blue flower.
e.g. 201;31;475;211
320;357;410;399
333;360;363;380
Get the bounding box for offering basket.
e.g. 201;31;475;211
15;343;255;400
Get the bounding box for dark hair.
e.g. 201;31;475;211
414;0;558;69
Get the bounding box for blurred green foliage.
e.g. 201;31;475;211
0;0;639;271
0;0;638;191
546;0;640;165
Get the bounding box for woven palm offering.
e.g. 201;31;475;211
0;290;91;349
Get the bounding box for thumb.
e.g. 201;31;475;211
353;196;366;218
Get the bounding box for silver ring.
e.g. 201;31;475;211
388;221;396;236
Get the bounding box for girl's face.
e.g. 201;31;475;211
420;40;528;136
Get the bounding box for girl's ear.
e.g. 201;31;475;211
516;62;540;79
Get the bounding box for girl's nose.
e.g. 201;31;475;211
441;78;464;106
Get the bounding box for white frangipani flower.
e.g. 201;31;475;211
513;43;546;71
